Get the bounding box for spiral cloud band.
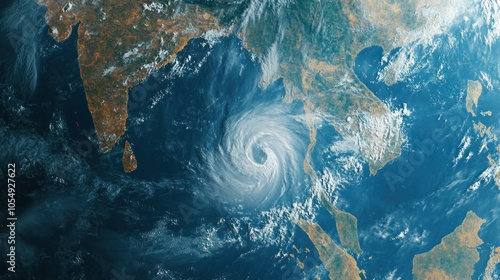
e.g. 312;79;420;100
202;101;309;210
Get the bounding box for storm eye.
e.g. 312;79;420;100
251;144;267;165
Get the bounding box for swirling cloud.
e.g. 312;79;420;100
202;100;308;211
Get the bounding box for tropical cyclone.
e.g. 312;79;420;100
36;0;223;165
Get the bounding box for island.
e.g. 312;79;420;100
483;247;500;280
122;140;138;173
412;211;486;280
466;80;483;117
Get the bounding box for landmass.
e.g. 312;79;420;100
473;122;498;141
483;247;500;280
497;146;500;189
36;0;225;171
320;193;362;254
238;0;407;174
289;253;305;270
486;153;500;190
293;193;363;277
35;0;406;175
238;0;472;174
122;140;137;173
296;219;363;280
462;80;500;190
412;211;486;280
466;80;483;117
